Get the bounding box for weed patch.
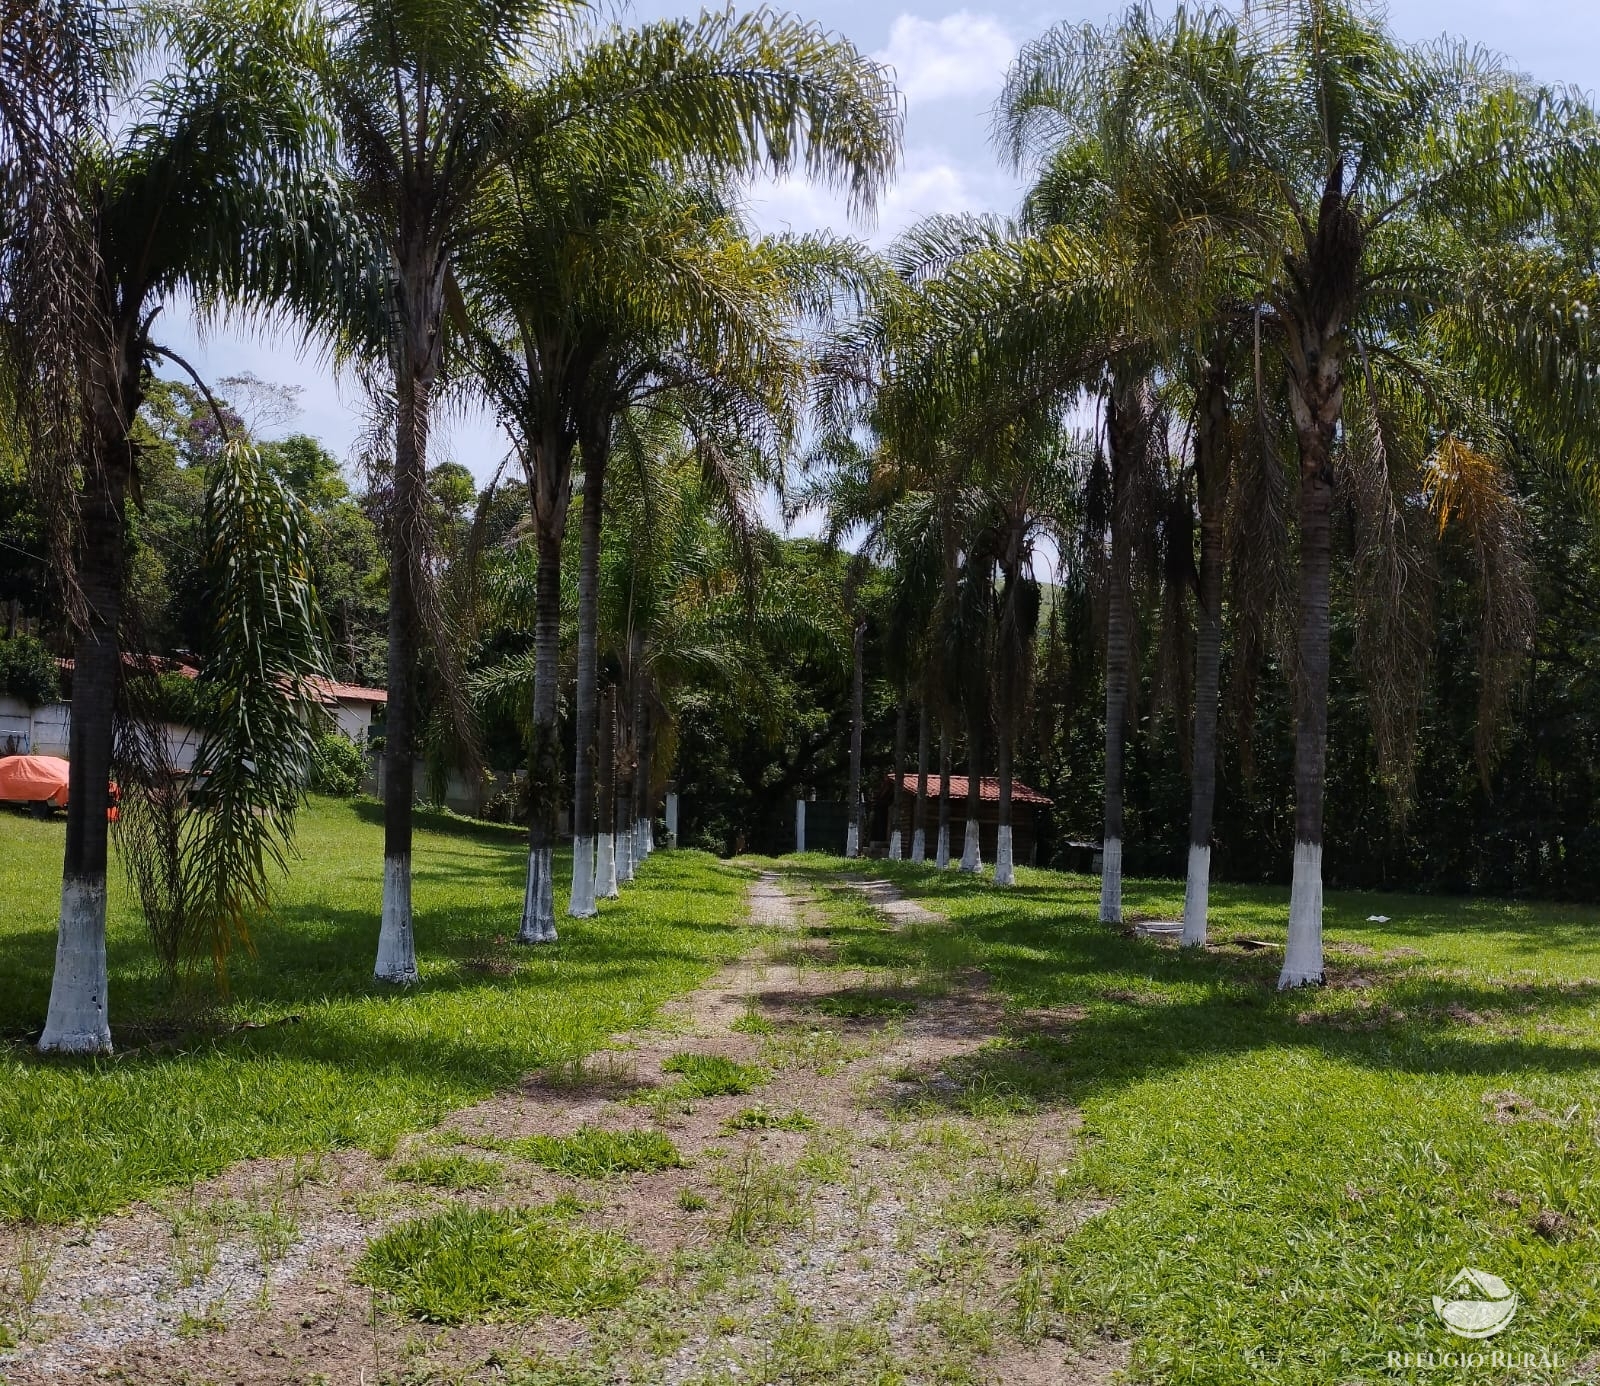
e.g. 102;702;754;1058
659;1052;765;1098
513;1127;682;1178
723;1105;816;1133
356;1203;647;1323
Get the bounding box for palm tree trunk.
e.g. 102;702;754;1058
1182;362;1230;946
910;687;930;863
615;689;635;884
935;730;952;869
519;524;562;943
1100;562;1131;922
39;427;129;1054
1282;420;1336;987
631;657;650;862
1099;382;1143;925
568;439;607;919
888;693;907;860
596;683;617;899
845;619;865;858
376;305;438;982
960;714;984;873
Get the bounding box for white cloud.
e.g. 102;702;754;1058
747;152;1017;245
875;11;1016;105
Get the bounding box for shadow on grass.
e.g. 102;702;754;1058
3;850;748;1061
350;797;528;845
772;858;1600;1120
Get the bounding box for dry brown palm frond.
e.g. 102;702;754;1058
1337;388;1436;818
0;0;110;630
1225;377;1294;780
1423;433;1535;784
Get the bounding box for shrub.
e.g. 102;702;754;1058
144;671;209;725
308;731;365;796
0;635;59;707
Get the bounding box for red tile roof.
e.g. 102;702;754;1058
308;677;387;705
886;773;1052;807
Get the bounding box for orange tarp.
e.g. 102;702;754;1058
0;754;71;806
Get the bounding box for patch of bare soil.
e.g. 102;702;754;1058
1;870;1127;1386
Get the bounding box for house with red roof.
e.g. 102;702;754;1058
875;773;1053;865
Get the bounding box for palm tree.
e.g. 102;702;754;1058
328;0;567;976
26;0;346;1052
457;13;894;929
1113;0;1600;984
117;440;335;986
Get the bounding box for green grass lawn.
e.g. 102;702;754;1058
778;856;1600;1385
0;798;754;1224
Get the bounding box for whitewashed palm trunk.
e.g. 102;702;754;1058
1098;839;1122;924
376;855;420;980
845;822;860;858
1182;845;1210;948
597;685;618;899
960;819;982;873
795;799;806;854
521;847;555;944
570;838;596;916
1282;842;1324;986
994;715;1015;887
519;531;563;945
995;826;1014;887
41;476;124;1053
1100;381;1141;927
888;696;907;861
1183;362;1229;948
959;720;984;875
1279;403;1336;989
40;877;111;1053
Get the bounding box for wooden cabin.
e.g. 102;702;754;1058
872;774;1052;864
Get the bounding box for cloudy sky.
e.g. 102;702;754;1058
159;0;1600;487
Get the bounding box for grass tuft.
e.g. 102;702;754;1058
513;1127;683;1179
814;989;917;1019
659;1052;765;1098
722;1105;815;1132
356;1203;646;1323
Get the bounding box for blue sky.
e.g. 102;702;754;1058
160;0;1600;488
